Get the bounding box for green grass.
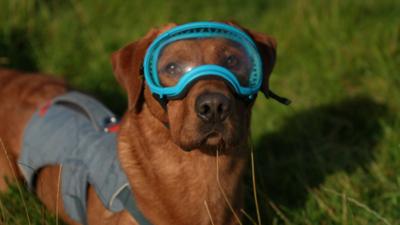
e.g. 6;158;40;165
1;0;399;224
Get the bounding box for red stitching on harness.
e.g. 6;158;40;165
105;124;120;133
39;101;52;117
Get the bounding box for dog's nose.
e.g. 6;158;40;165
195;93;231;123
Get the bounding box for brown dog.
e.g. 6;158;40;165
0;22;277;225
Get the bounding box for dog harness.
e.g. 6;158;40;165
18;91;151;225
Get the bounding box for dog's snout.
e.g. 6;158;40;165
195;93;231;123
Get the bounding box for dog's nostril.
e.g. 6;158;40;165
200;104;210;115
217;103;226;115
195;93;231;123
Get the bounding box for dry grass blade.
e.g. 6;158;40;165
342;192;348;225
0;138;32;225
240;209;258;225
204;200;215;225
308;187;337;220
323;188;391;225
250;146;262;225
216;148;243;225
56;165;63;225
0;196;7;223
268;201;292;225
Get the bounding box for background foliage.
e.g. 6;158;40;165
0;0;399;224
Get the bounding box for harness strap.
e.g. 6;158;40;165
53;91;117;131
116;187;152;225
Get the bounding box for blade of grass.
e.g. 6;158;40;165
204;200;215;225
216;148;243;225
308;187;338;221
0;138;31;225
56;165;63;225
250;146;262;225
342;192;348;225
0;195;7;223
241;209;258;225
324;187;391;225
268;201;292;225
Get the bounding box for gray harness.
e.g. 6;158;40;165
18;91;151;225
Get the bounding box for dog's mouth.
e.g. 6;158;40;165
203;131;224;146
196;125;230;151
178;128;230;152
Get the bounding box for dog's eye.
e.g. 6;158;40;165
224;55;240;69
164;63;182;76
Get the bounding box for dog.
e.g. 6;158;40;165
0;21;286;225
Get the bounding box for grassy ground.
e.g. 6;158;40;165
1;0;399;224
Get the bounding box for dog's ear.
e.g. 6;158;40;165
242;28;277;98
111;28;160;111
223;21;276;97
111;24;178;111
229;22;290;104
248;30;290;104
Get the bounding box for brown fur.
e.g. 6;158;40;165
0;22;277;225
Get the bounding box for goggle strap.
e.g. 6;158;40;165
152;93;168;109
151;93;170;129
266;90;291;105
139;64;144;75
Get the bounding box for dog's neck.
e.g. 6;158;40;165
117;104;248;225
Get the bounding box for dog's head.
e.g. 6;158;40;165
111;22;277;152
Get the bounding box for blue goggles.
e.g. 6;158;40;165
143;22;264;100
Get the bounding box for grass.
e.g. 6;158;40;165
0;0;399;224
